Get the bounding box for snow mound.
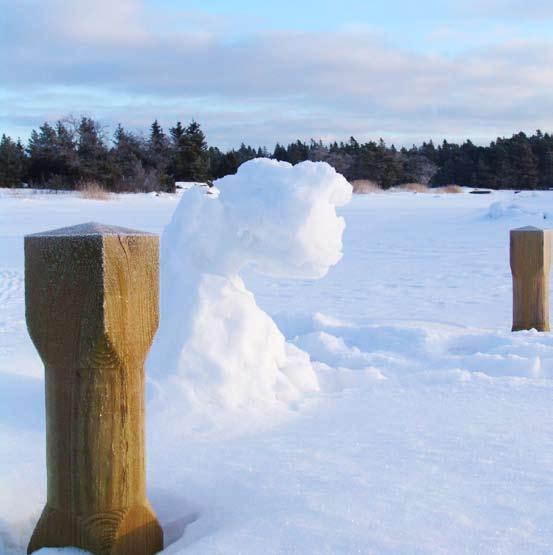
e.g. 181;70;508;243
147;159;352;417
289;315;553;385
487;200;550;221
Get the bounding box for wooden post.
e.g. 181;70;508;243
510;226;552;332
25;222;163;555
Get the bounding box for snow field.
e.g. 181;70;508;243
1;181;553;553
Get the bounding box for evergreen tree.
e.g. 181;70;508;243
185;120;209;181
531;131;553;188
27;122;59;185
169;121;188;180
148;120;170;166
110;124;148;191
235;143;257;166
273;143;288;161
76;117;110;183
286;140;309;164
146;120;173;191
209;147;240;179
510;133;539;189
0;135;27;187
168;120;209;182
55;121;79;181
490;141;512;188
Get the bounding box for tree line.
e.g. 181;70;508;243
1;116;552;191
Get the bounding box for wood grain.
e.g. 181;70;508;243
510;226;552;332
25;223;163;555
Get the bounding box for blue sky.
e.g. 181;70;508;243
1;0;553;148
172;0;548;36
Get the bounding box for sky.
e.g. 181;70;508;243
1;0;553;149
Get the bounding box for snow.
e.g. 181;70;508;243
27;222;155;237
487;197;552;221
147;159;350;418
2;183;553;553
33;550;89;554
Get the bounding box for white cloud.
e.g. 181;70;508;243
1;0;553;147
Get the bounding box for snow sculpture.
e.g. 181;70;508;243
147;158;352;412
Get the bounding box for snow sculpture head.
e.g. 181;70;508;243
148;159;352;417
164;158;352;278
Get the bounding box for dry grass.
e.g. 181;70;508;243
435;184;463;194
351;179;382;194
396;182;429;193
76;180;110;200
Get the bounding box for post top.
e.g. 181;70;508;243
511;226;547;233
26;222;156;239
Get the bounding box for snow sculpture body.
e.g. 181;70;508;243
147;158;352;413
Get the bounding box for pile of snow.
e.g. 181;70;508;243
487;198;551;221
147;159;352;419
290;315;553;385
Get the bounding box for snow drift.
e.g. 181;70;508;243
147;159;352;415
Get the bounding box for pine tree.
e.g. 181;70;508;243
185;120;209;181
27;122;65;186
0;135;27;187
209;147;240;179
168;120;209;182
273;143;288;161
55;121;79;180
530;131;553;188
169;121;187;181
236;143;257;166
77;117;110;184
148;120;169;165
510;133;539;189
110;124;148;191
488;141;511;188
146;120;173;191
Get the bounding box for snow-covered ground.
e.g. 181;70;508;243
2;185;553;554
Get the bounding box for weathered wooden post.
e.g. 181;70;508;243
510;226;552;332
25;222;163;555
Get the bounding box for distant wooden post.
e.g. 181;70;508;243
510;226;552;332
25;223;163;555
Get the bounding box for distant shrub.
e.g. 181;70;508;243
76;180;110;200
351;179;381;194
111;166;175;194
396;183;429;193
435;184;463;194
